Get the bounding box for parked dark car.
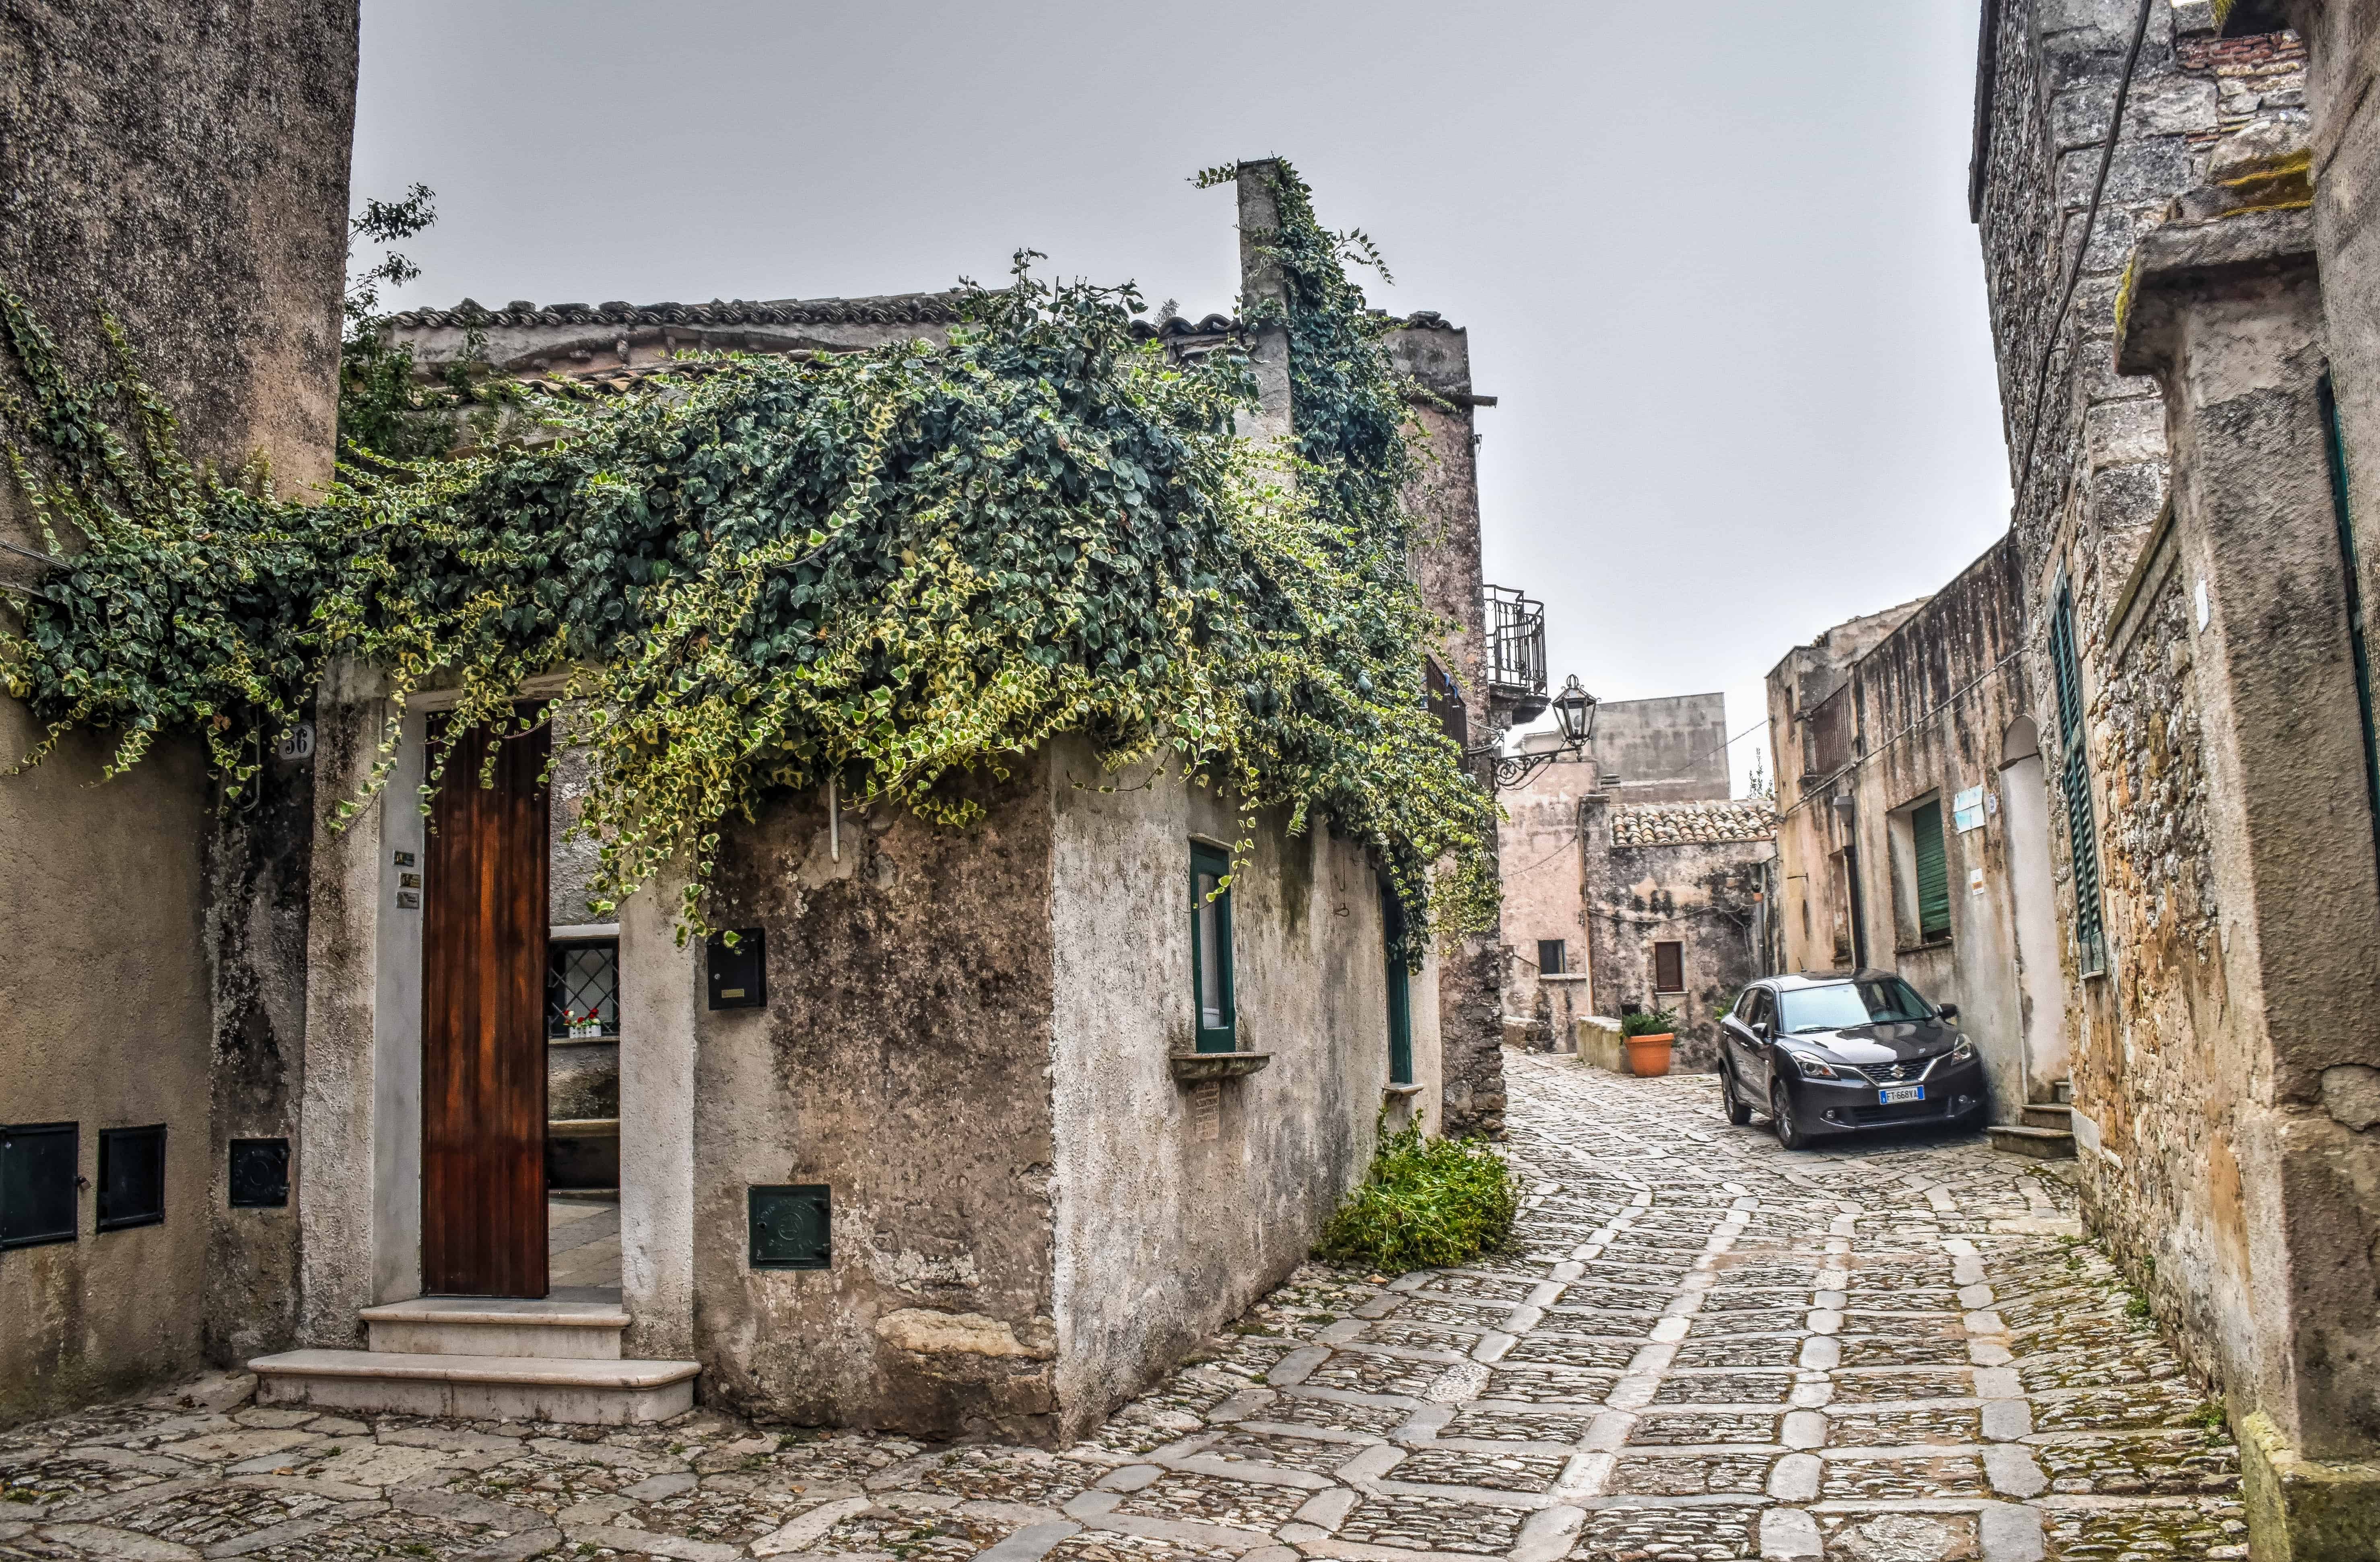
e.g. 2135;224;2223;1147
1716;971;1986;1149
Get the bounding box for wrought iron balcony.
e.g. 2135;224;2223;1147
1483;584;1549;725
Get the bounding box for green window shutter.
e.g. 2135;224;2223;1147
1913;799;1950;942
2050;583;2106;973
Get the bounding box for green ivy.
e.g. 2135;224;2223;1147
0;164;1496;950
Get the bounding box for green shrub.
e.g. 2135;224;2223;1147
1621;1006;1679;1038
1315;1120;1518;1273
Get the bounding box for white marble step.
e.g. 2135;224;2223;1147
249;1349;696;1426
360;1296;630;1359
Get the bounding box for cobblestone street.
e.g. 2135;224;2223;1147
0;1055;2244;1562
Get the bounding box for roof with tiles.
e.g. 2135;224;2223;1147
1608;800;1778;847
384;295;1458;339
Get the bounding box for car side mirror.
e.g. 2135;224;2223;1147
1753;1020;1771;1038
1938;1004;1960;1021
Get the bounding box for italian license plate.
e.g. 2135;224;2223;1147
1879;1086;1925;1105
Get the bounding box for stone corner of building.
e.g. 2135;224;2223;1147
2240;1409;2380;1561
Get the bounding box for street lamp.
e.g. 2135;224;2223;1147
1470;674;1598;791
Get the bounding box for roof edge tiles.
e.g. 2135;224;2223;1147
385;297;1460;338
1607;801;1780;848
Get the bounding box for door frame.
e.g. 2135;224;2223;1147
297;664;703;1356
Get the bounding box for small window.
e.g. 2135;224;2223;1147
1653;941;1684;994
1190;843;1237;1053
97;1125;166;1232
1384;883;1414;1085
1742;989;1772;1031
1536;939;1567;977
550;938;622;1036
0;1122;78;1249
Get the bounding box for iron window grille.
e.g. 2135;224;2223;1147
97;1125;166;1232
548;937;621;1038
2050;581;2107;974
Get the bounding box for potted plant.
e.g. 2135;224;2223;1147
1620;1005;1680;1077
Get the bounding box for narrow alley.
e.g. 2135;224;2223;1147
0;1056;2240;1562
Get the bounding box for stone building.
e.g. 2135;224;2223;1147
1957;1;2380;1548
0;21;1512;1445
1496;695;1775;1068
0;0;356;1424
1766;544;2072;1141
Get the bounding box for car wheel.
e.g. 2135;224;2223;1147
1771;1080;1810;1150
1722;1063;1754;1125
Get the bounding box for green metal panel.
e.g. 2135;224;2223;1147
748;1184;830;1269
1913;800;1950;942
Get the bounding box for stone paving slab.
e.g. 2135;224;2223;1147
0;1057;2246;1560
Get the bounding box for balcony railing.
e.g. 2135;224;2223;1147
1483;584;1549;724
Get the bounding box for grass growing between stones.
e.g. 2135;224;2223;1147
1316;1121;1518;1273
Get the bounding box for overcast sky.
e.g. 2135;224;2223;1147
352;1;2012;795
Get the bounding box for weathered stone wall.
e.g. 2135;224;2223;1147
0;0;355;1421
1049;742;1435;1440
1769;539;2046;1119
674;739;1438;1444
1391;323;1506;1140
688;762;1063;1442
1587;694;1732;803
1580;805;1772;1074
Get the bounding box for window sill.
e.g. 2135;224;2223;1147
1170;1053;1273;1082
547;1034;621;1048
1383;1083;1424;1099
1896;938;1954;955
1538;973;1588;984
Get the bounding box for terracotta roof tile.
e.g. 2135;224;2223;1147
1609;801;1778;847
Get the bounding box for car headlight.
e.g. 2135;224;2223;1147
1950;1034;1976;1065
1782;1049;1842;1080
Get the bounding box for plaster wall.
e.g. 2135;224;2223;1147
687;762;1061;1442
1588;694;1731;803
1049;741;1435;1439
1497;753;1592;1023
0;0;355;1417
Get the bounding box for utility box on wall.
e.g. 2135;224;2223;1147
707;929;767;1011
748;1184;829;1269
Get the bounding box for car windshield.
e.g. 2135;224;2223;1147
1778;979;1935;1033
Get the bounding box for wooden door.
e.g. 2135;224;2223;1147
421;713;550;1297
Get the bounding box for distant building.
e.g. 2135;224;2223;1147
1498;695;1774;1068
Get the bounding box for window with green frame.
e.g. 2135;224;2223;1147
1912;797;1951;943
1190;843;1236;1053
1382;882;1413;1085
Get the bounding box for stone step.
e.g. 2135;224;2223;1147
2021;1102;2074;1130
1987;1123;2077;1160
249;1350;696;1426
359;1297;630;1359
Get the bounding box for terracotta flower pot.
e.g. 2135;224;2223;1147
1624;1033;1674;1078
